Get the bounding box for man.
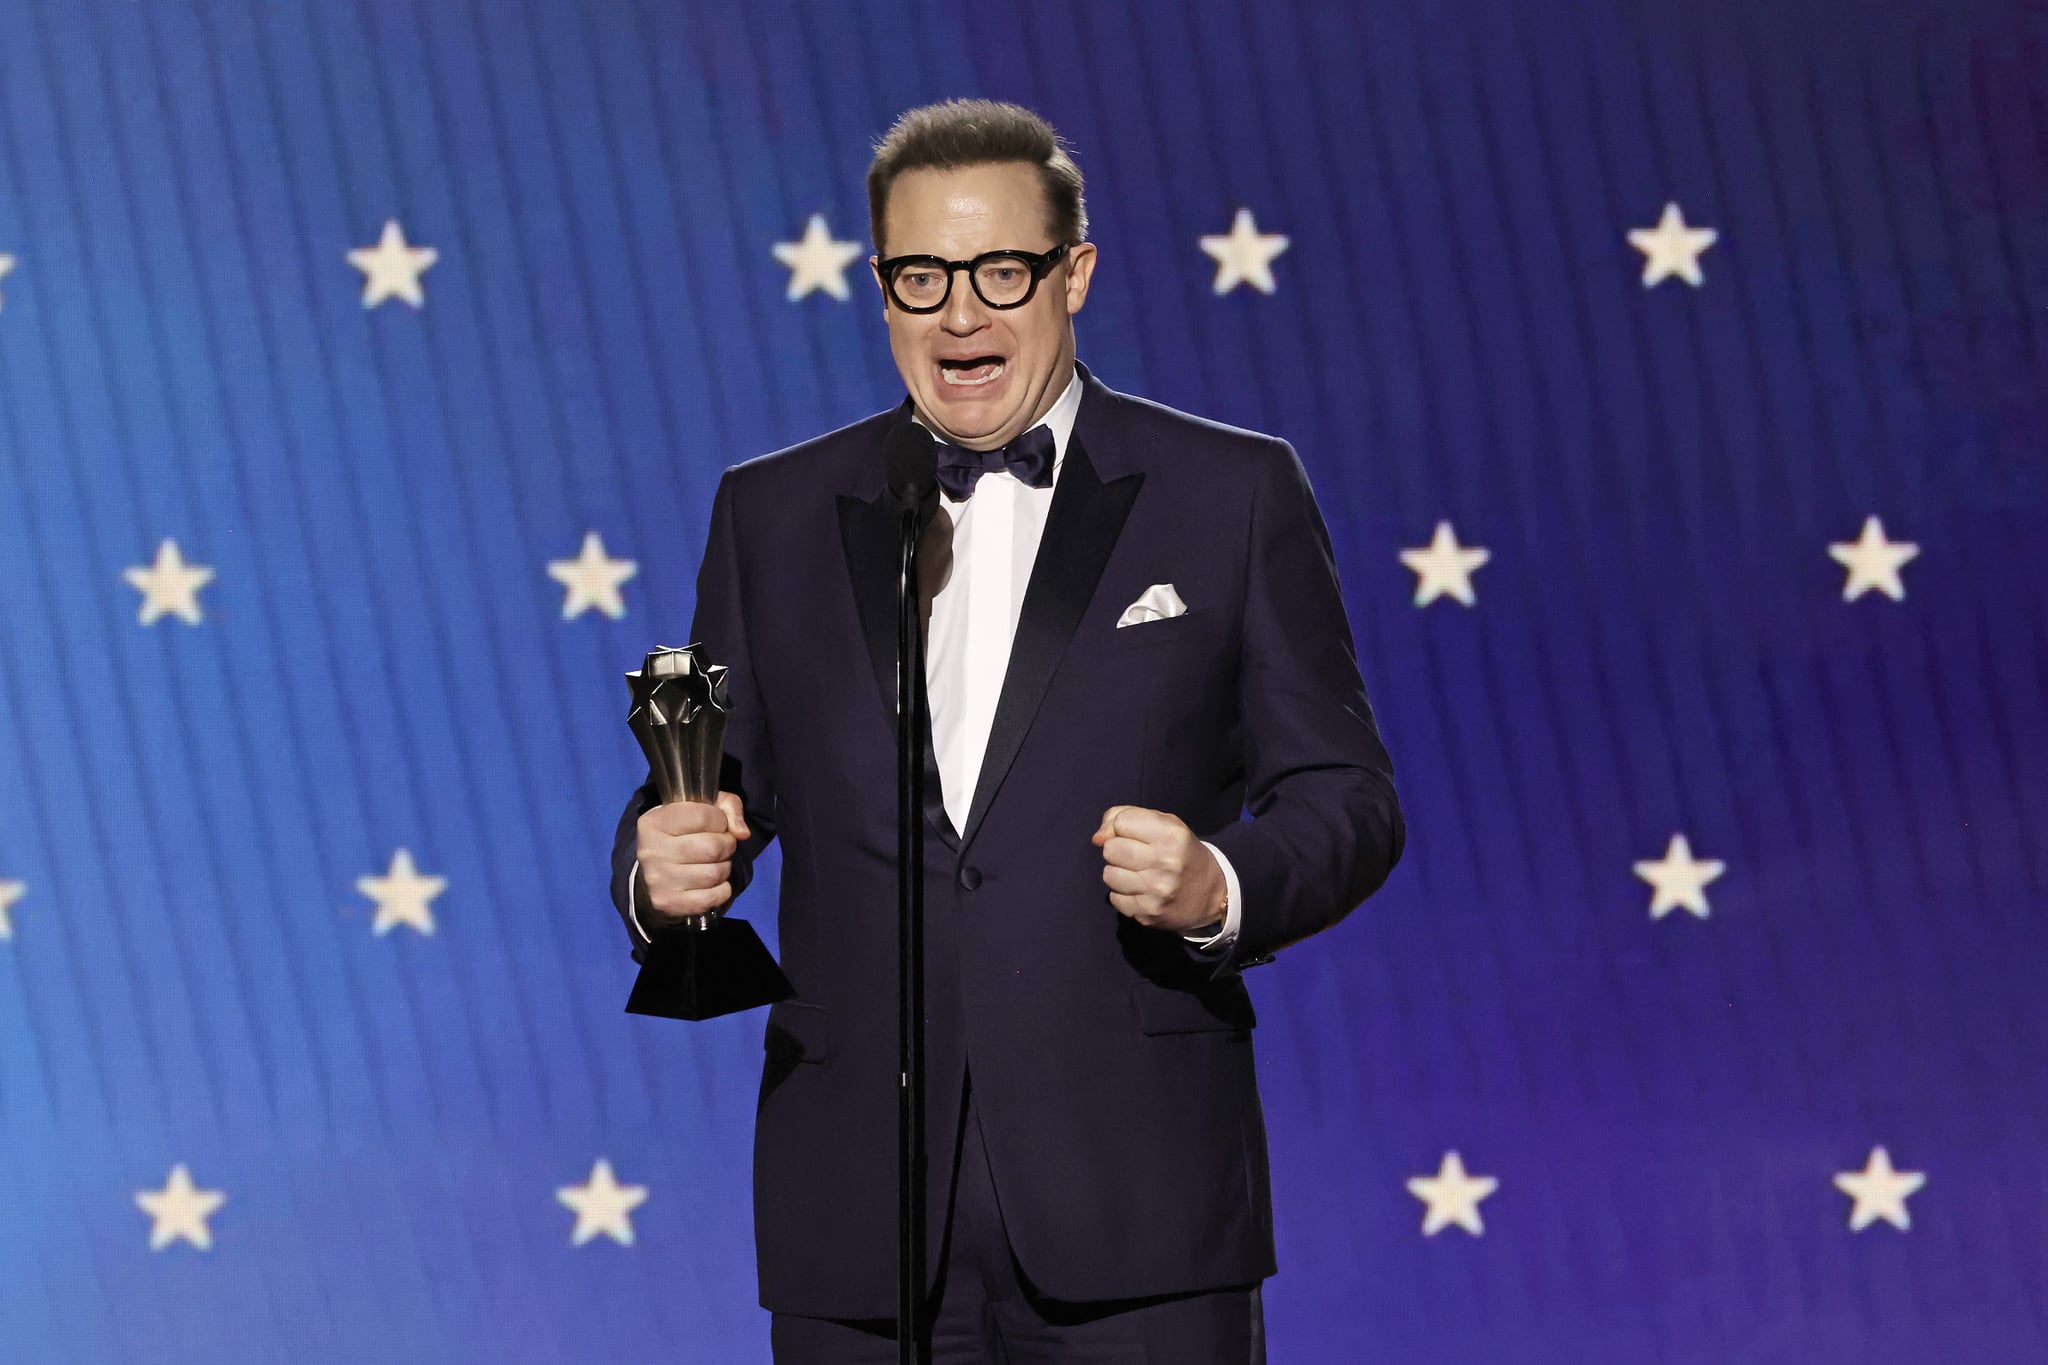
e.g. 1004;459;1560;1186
610;100;1403;1363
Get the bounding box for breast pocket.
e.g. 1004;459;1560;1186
1102;606;1214;655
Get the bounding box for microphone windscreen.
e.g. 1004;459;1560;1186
883;423;938;512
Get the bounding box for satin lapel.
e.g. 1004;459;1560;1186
961;435;1143;846
919;693;957;849
836;492;961;849
836;492;897;737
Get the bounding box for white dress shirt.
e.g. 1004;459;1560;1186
631;367;1243;954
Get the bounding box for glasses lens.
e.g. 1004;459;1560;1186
889;261;950;309
973;254;1038;306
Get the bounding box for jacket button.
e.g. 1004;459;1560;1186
958;866;983;891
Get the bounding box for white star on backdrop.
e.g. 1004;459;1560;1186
1400;521;1490;607
1633;833;1726;920
1834;1146;1925;1232
1407;1151;1498;1236
0;253;15;310
549;531;638;620
1628;202;1718;288
773;214;864;301
0;880;23;941
136;1165;226;1250
1199;208;1290;295
347;219;438;309
124;539;216;626
358;849;445;936
1828;516;1919;602
558;1159;648;1246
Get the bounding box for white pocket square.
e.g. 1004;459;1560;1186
1116;582;1188;628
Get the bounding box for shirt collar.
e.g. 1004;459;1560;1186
1034;365;1084;473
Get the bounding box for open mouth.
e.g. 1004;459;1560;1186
938;356;1006;387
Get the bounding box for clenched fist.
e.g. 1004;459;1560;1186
1092;804;1227;935
636;791;751;928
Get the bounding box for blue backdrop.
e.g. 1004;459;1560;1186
1;1;2043;1360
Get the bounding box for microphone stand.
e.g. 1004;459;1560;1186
895;495;930;1365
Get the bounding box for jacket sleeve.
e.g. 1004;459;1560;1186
1203;439;1404;971
607;467;780;962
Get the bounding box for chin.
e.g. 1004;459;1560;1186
922;392;1023;443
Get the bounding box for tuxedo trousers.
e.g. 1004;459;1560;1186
769;1069;1265;1364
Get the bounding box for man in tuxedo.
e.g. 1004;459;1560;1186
610;99;1404;1363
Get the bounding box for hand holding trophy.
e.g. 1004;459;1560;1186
623;644;793;1019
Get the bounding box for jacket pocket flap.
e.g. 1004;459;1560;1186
1130;978;1257;1035
763;999;832;1062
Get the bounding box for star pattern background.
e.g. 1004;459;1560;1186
0;2;2041;1362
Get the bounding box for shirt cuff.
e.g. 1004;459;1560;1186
626;860;654;948
1182;841;1243;953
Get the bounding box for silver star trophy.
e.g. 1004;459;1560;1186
623;644;792;1019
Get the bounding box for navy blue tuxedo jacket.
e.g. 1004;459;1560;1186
609;364;1403;1318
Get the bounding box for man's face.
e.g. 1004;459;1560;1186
873;162;1097;451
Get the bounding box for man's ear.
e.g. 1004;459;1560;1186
870;256;889;319
1064;242;1098;315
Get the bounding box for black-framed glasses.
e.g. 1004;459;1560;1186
876;244;1071;313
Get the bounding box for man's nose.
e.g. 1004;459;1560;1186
942;268;989;334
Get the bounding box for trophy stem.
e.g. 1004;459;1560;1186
623;643;793;1019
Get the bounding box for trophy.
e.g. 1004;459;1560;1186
623;644;793;1020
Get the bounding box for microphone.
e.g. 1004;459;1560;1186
883;423;938;519
879;416;936;1356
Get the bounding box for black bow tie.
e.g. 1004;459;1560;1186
935;425;1057;500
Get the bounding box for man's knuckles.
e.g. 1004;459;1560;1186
641;801;728;838
1102;855;1181;892
1102;835;1184;869
650;858;730;890
677;830;737;860
646;872;733;918
638;827;735;864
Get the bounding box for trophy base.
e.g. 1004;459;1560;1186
625;916;795;1020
